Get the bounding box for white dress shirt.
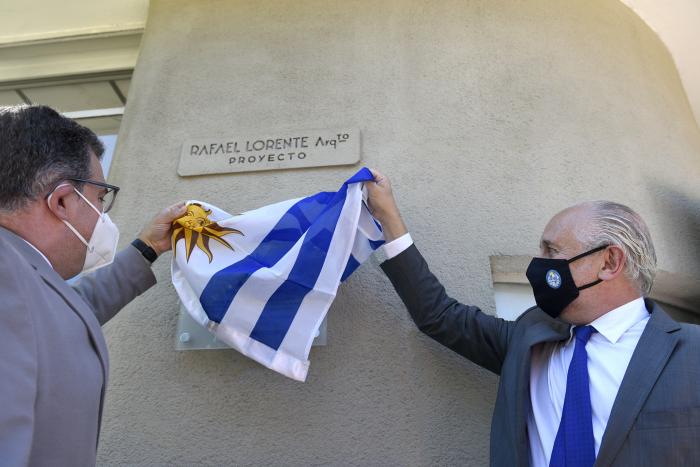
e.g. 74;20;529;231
528;297;649;466
382;232;414;260
382;235;650;466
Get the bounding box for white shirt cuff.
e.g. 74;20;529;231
382;233;414;260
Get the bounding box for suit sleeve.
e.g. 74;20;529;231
381;243;514;374
0;253;38;466
72;245;157;325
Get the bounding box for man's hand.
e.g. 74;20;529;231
138;202;187;256
365;169;408;242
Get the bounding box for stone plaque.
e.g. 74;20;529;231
178;128;360;176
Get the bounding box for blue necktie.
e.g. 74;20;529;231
549;325;596;467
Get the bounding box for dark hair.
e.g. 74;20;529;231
0;105;104;211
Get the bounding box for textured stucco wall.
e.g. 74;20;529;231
100;0;700;465
621;0;700;129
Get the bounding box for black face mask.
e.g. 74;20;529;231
526;245;608;319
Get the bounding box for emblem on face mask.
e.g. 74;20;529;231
545;269;562;289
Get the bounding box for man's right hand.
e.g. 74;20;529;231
138;202;188;256
365;169;408;242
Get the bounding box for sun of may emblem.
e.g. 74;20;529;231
172;203;244;263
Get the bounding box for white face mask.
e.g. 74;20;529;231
49;184;120;274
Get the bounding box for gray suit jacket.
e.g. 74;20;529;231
382;244;700;466
0;226;156;467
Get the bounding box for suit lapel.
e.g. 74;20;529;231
0;227;109;376
523;314;572;349
595;301;681;466
36;267;110;372
514;311;571;463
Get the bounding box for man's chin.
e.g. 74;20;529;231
558;307;591;326
558;308;578;325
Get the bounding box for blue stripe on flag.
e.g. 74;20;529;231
249;183;349;350
200;192;333;322
369;239;384;250
340;255;360;282
345;167;374;184
200;167;376;350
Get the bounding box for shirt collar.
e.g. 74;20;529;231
588;296;648;344
20;238;53;269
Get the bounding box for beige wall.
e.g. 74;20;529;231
4;0;699;126
101;0;700;465
621;0;700;128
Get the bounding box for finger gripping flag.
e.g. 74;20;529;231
172;168;384;381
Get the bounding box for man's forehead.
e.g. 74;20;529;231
541;207;590;248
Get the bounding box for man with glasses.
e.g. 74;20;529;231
0;105;186;466
365;169;700;466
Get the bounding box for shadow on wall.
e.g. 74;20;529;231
646;181;700;322
648;182;700;260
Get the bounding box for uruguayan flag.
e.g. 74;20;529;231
172;168;384;381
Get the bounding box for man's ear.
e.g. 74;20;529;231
599;245;626;281
46;184;75;221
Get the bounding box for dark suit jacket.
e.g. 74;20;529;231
0;226;157;466
381;244;700;466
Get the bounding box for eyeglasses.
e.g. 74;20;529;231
54;178;119;213
67;178;120;213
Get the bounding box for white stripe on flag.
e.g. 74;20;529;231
276;181;362;362
216;231;307;342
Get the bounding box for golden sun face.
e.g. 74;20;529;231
172;203;243;263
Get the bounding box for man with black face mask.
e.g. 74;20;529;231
0;105;187;466
366;169;700;467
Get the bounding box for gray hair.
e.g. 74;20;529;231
579;201;657;295
0;105;104;212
